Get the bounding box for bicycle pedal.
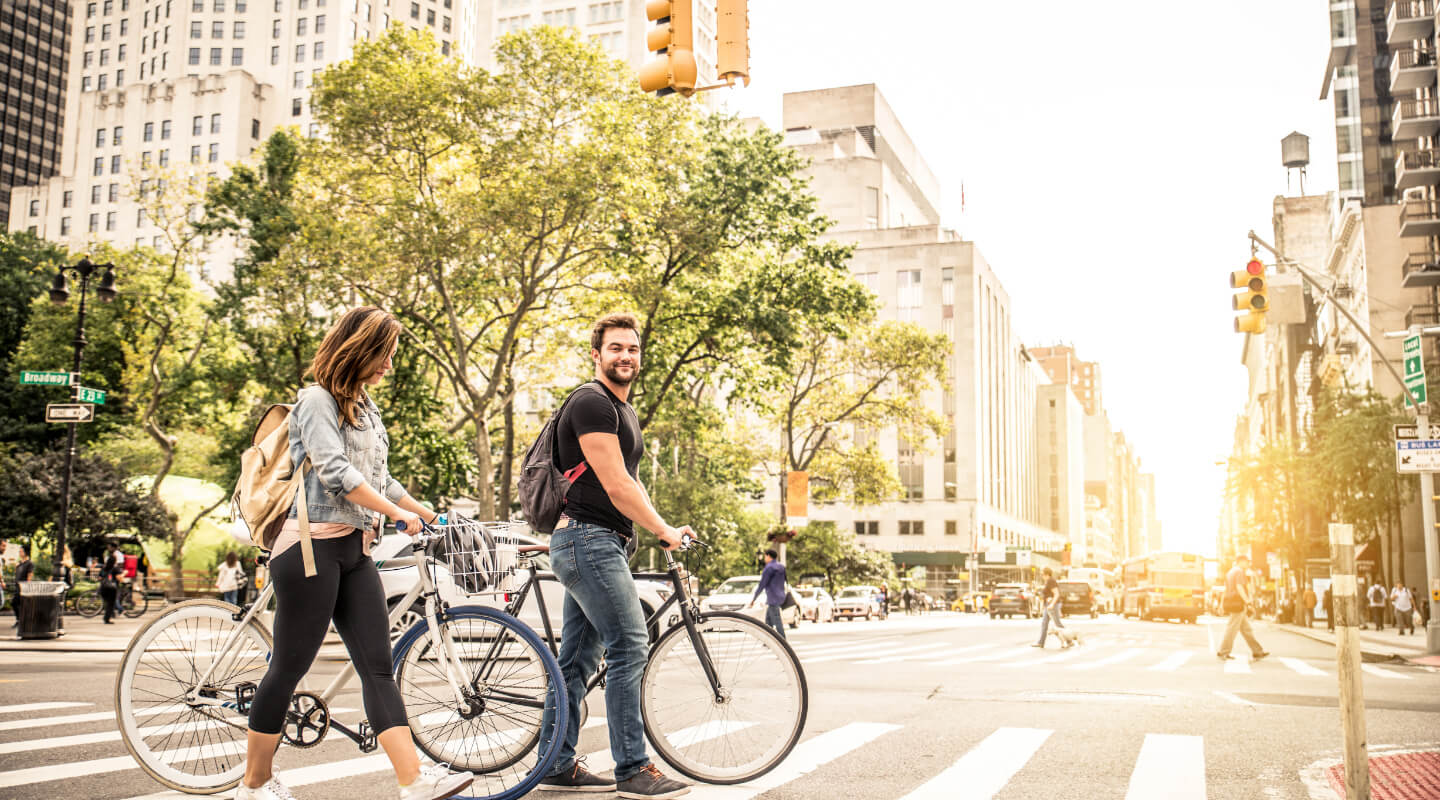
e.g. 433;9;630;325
358;720;378;753
234;682;257;713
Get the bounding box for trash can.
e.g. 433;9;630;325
16;581;67;640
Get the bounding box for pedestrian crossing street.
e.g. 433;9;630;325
784;634;1417;680
0;699;1232;799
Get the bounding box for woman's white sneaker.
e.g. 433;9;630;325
399;764;476;800
234;778;298;800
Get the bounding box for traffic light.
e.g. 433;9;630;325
715;0;749;87
1231;257;1268;334
638;0;697;97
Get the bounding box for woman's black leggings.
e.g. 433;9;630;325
248;533;408;735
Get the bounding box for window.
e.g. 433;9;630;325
89;213;100;232
210;47;222;64
237;0;247;9
102;23;112;40
97;73;109;90
941;267;954;307
188;47;200;64
251;118;261;138
83;76;93;91
106;211;117;231
293;70;304;88
208;142;220;161
211;113;222;133
190;144;201;163
898;521;924;536
119;18;128;34
159;149;170;167
295;43;305;61
425;8;434;24
232;47;244;65
62;190;73;208
193;115;203;135
410;2;418;19
298;0;306;7
440;39;450;56
274;0;281;8
271;45;280;64
141;151;152;168
190;20;201;38
161;120;171;140
100;49;111;66
945;520;958;536
88;2;97;17
213;0;224;9
93;157;105;176
28;199;39;217
442;15;450;32
853;521;878;536
234;21;244;38
85;50;95;67
104;0;113;13
312;41;322;59
297;17;307;35
864;186;879;228
898;435;923;500
109;183;120;202
115;69;124;85
61;217;72;236
212;21;225;38
144;121;154;141
540;7;573;26
192;0;203;9
86;26;96;44
589;1;622;23
137;208;146;226
273;19;282;38
111;154;122;173
291;97;303;116
117;43;127;61
96;128;107;146
315;14;325;32
897;269;921;322
91;185;103;203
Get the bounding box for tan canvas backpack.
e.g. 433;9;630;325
231;404;317;577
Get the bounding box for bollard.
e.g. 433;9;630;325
1329;523;1369;799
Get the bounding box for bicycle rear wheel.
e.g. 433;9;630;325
114;599;272;794
123;587;149;618
392;605;567;800
641;611;808;784
75;589;103;617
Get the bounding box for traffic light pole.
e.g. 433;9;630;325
1248;231;1440;654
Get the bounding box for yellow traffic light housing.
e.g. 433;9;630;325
1231;257;1268;334
638;0;697;97
716;0;750;87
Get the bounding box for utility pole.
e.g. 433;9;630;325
1329;523;1370;799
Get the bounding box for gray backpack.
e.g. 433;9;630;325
518;382;604;533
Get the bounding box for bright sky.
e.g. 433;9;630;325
722;1;1335;556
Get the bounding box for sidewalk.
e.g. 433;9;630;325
0;608;149;652
1277;621;1437;664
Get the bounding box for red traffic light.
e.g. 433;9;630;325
1246;258;1263;276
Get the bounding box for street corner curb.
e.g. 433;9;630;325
1274;624;1412;662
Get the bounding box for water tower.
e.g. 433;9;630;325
1282;132;1310;195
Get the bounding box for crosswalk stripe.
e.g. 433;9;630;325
1147;651;1194;672
0;754;149;789
0;701;91;714
1125;734;1205;800
1361;664;1412;680
1279;657;1326;676
691;722;901;799
853;643;951;664
938;646;1027;665
0;703;184;732
1015;646;1085;667
1068;648;1142;671
124;750;392;800
580;719;756;773
787;637;900;656
798;641;907;662
898;727;1051;799
1223;657;1251;674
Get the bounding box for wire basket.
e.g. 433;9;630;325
431;516;524;595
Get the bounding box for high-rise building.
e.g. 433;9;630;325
774;85;1063;596
1322;0;1399;205
1037;382;1086;555
1028;344;1102;416
2;0;71;229
7;0;476;278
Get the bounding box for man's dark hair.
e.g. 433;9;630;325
591;312;640;351
764;548;779;560
18;546;28;557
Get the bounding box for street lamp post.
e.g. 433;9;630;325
47;257;118;577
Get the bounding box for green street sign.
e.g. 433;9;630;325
77;386;106;405
1404;335;1427;407
19;371;71;387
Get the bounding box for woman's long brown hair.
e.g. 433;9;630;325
307;306;401;427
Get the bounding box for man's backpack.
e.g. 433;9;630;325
231;403;317;577
518;383;605;534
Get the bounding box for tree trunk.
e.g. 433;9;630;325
168;535;186;599
499;379;515;519
473;418;496;519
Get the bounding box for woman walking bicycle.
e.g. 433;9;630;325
235;307;474;800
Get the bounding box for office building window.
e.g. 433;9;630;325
91;185;102;203
190;144;201;163
425;8;434;24
89;213;100;232
159;149;170;167
442;15;450;32
28;200;39;217
85;50;95;67
141;151;152;168
293;70;304;88
192;0;203;9
273;19;282;38
193;115;204;135
853;521;879;536
899;435;923;500
114;126;124;145
115;68;125;84
897;269;921;322
190;20;201;38
118;43;127;61
212;21;224;38
108;183;119;202
296;17;307;35
211;113;222;133
899;521;924;536
315;14;325;32
96;128;107;147
251;118;261;138
234;21;245;38
60;217;72;236
102;23;112;40
237;0;247;10
295;43;305;61
208;143;220;162
213;0;225;10
210;47;222;64
137;208;146;226
945;520;958;536
89;2;97;17
120;18;128;34
271;45;280;64
291;97;303;116
106;212;117;231
410;2;418;18
100;49;111;66
144;121;154;141
86;26;96;43
111;155;122;173
98;73;109;90
93;157;105;176
313;41;323;59
161;120;172;140
189;47;201;64
232;47;244;64
83;75;93;91
63;191;73;209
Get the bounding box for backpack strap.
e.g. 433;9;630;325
554;382;606;490
295;457;317;578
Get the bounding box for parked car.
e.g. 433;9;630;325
1057;580;1099;618
988;583;1037;619
833;585;884;621
794;586;835;623
699;575;800;628
372;530;672;644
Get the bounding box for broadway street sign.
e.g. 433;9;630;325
19;371;72;387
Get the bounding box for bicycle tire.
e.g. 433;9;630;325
123;588;149;618
114;598;272;794
392;604;567;800
641;611;808;784
75;590;103;618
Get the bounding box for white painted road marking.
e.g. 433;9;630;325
1279;657;1326;677
1147;651;1194;672
1361;664;1412;680
1125;733;1206;800
898;727;1052;800
1068;648;1143;670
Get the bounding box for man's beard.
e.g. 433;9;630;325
603;361;636;386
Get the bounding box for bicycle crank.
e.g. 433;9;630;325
282;691;331;748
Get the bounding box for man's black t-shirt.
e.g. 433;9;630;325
556;381;644;537
13;560;33;583
1042;576;1059;604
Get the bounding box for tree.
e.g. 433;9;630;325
784;521;891;596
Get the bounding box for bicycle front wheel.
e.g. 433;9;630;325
393;605;567;800
642;611;808;784
75;590;103;617
123;588;149;618
114;599;272;794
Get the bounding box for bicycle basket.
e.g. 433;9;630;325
432;516;523;595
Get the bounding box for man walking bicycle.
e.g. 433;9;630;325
537;313;693;799
1217;554;1268;661
747;549;788;640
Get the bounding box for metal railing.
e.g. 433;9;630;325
1395;44;1438;69
1396;97;1440;122
1398;147;1440;171
1391;0;1436;24
1406;303;1440;329
1403;250;1440;278
1401;198;1440;227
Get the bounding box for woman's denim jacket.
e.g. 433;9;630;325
287;384;406;531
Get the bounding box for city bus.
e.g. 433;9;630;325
1120;551;1206;623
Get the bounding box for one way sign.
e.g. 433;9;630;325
45;403;95;423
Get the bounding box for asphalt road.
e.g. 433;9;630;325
1;611;1436;799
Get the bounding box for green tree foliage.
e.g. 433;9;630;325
784;521;891;595
0;233;72;449
0;447;171;553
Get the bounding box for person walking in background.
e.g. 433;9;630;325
902;586;914;615
1366;580;1387;631
1217;554;1268;661
217;552;247;606
9;547;33;626
1391;581;1416;636
137;551;151;591
748;549;788;640
100;543;122;624
1032;568;1069;649
1302;586;1317;628
878;585;889;619
1324;585;1335;632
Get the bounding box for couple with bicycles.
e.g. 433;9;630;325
234;308;693;800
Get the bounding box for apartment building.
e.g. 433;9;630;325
2;0;71;229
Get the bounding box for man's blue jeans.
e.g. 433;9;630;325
539;522;651;782
1036;603;1065;646
764;603;786;640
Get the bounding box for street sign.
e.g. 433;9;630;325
1404;334;1427;407
19;370;70;387
1395;439;1440;472
1395;423;1419;440
45;403;95;423
76;386;106;405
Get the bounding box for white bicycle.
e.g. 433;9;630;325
113;517;568;799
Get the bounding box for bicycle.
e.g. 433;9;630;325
114;516;568;799
504;533;809;784
67;583;148;618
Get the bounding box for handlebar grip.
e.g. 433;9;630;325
395;520;409;533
